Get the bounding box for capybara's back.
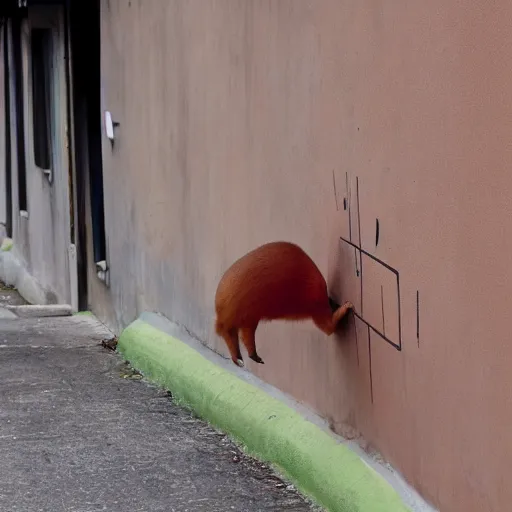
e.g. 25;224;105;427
214;241;353;366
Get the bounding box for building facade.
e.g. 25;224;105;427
2;2;512;511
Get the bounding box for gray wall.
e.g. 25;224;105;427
3;8;73;305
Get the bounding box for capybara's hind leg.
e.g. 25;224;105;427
220;328;244;367
313;302;354;335
240;326;264;364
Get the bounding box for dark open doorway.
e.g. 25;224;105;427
66;0;106;310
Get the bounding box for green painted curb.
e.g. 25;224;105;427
118;318;411;512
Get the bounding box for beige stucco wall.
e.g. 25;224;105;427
94;2;512;510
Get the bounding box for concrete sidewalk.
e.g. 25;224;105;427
0;312;318;511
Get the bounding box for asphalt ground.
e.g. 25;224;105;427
0;305;319;512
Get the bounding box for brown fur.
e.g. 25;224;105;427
214;241;353;366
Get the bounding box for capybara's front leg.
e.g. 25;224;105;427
313;302;354;336
332;301;354;326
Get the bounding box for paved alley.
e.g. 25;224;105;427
0;309;318;512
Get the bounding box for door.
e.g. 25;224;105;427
16;4;75;305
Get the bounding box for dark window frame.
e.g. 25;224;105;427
11;15;27;212
30;26;53;172
3;20;13;234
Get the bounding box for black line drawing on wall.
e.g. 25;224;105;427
346;172;353;242
332;169;340;211
367;325;373;403
381;285;385;336
340;235;402;351
356;178;363;304
337;173;408;403
416;290;420;347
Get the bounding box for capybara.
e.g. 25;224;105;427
214;241;353;366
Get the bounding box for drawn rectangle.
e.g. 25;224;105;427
339;236;401;351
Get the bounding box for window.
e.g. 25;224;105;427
30;28;53;171
12;16;27;211
3;21;13;233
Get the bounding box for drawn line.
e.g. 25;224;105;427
353;311;400;351
368;325;374;404
397;274;403;350
416;290;420;347
356;177;362;246
347;173;358;275
332;169;339;211
381;285;385;336
346;172;352;242
353;313;360;366
375;218;380;247
339;236;399;276
356;177;363;315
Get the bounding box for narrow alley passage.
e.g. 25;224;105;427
0;307;317;512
